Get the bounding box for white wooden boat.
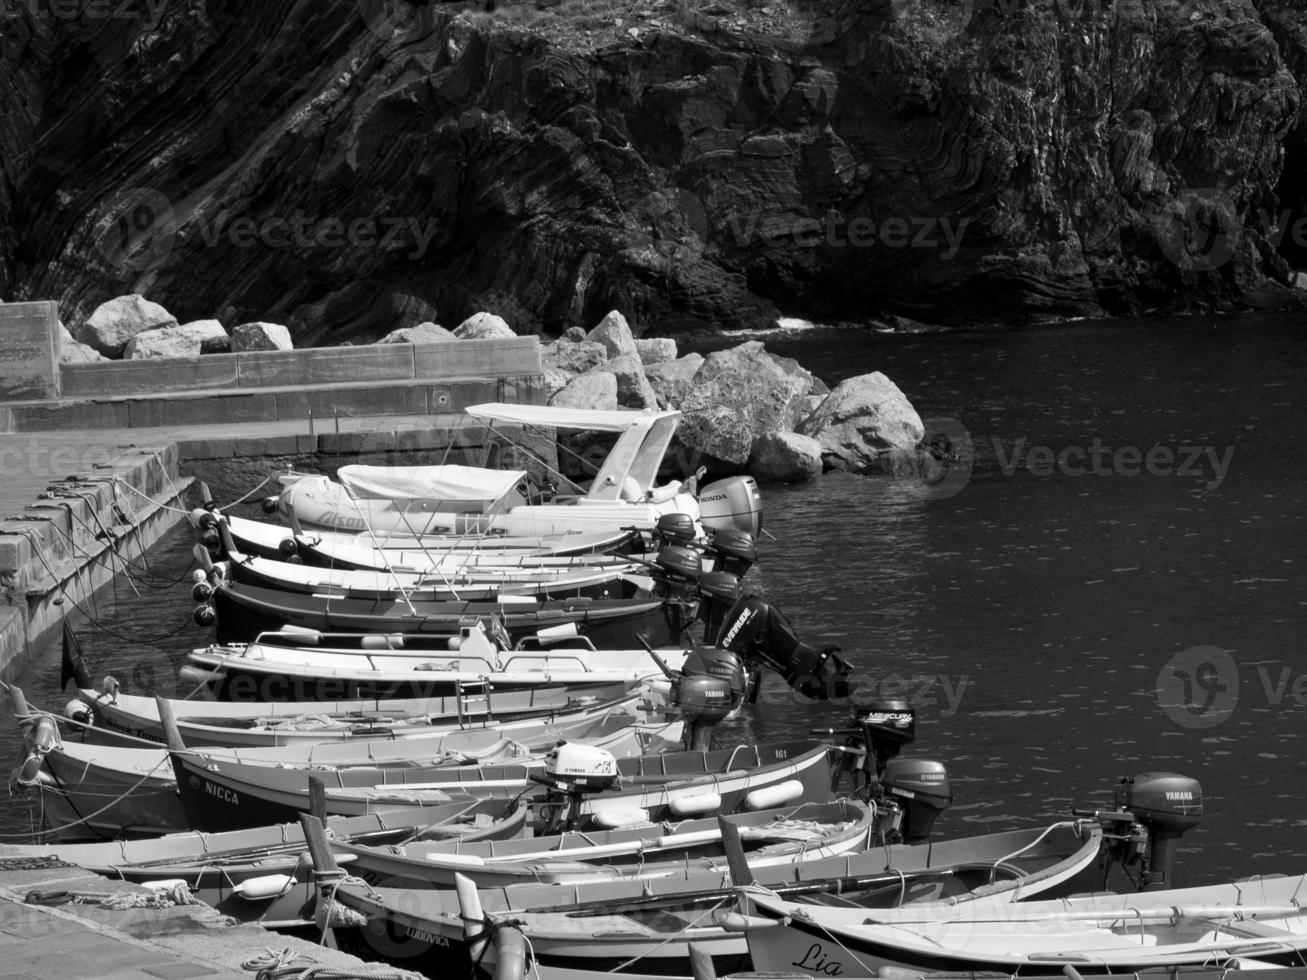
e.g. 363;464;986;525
325;799;875;889
741;873;1307;976
322;821;1105;974
274;404;763;538
179;620;689;700
8;803;526;924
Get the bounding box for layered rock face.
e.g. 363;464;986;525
2;0;1305;342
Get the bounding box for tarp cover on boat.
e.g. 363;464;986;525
465;404;681;432
338;464;527;502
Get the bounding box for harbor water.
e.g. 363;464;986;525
3;312;1305;887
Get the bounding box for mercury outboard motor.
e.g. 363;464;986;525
716;594;856;700
698;476;763;537
1112;772;1203;891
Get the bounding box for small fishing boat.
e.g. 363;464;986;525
167;739;834;833
13;710;680;841
204;579;695;648
740;873;1307;976
274;404;763;538
204;519;652;602
215;511;642;566
57;637;651;746
320;820;1104;974
9;802;526;922
179;620;688;701
325;799;875;889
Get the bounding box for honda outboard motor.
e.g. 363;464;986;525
1114;772;1203;891
703;528;757;577
716;594;857;700
698;476;763;537
697;572;742;641
881;758;952;842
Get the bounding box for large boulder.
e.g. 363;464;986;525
232;321;293;351
797;372;925;473
748;431;824;484
677;342;814;466
454;312;515;340
58;321;106;364
378;321;456;344
586;310;638;360
125;319;230;359
551;370;618;410
542;339;607;375
606;352;658;410
561;326;586;342
645;353;704;409
635;337;677;366
75;294;177;358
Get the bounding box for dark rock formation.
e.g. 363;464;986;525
2;0;1306;343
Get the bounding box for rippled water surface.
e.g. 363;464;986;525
5;313;1306;885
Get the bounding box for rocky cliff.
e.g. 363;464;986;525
2;0;1305;342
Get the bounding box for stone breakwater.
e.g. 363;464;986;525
3;2;1307;339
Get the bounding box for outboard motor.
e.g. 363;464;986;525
703;528;757;577
881;757;952;842
531;742;621;833
1112;772;1203;891
698;476;763;537
696;572;742;641
716;594;857;700
653;513;699;547
670;646;747;751
856;700;916;774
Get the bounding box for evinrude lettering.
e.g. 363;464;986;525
720;607;756;647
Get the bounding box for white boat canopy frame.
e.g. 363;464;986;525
338;463;528;506
464;404;683;502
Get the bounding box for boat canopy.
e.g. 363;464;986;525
465;403;683;501
338;464;527;504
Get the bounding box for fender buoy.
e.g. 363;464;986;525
744;779;804;811
668;790;722;817
590;806;651;828
232;874;295;900
64;699;92;725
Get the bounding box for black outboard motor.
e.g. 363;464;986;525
703;528;757;577
672;646;747;751
881;758;952;842
696;572;742;641
1114;772;1203;891
654;513;698;547
716;594;857;700
856;700;916;774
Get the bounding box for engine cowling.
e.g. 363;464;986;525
716;595;857;700
881;757;951;842
1114;772;1203;890
698;476;763;537
544;743;620;793
705;528;757;577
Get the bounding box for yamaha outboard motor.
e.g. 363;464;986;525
881;757;952;842
531;742;622;833
654;513;698;547
1113;772;1203;890
716;594;857;700
696;572;742;641
671;646;747;752
703;528;757;577
698;476;763;537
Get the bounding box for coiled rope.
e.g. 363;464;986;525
240;947;425;980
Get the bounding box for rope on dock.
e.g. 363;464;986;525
241;947;426;980
24;882;201;909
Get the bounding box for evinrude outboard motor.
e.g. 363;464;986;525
716;594;857;700
881;757;952;842
1108;772;1203;891
698;476;763;537
531;742;621;833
